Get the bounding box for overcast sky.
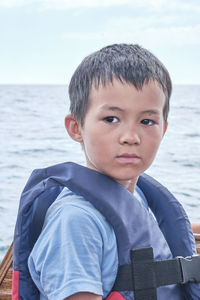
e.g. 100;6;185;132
0;0;200;84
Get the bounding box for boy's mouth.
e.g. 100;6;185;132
116;153;141;164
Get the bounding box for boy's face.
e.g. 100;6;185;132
67;78;167;192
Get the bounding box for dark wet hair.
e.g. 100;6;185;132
69;43;172;125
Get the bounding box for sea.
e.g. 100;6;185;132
0;84;200;262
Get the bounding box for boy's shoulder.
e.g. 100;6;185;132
44;186;115;234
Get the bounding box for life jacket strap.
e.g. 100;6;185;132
112;247;200;300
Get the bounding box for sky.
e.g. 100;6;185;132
0;0;200;84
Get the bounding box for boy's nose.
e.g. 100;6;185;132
119;129;141;145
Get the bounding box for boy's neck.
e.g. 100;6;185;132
116;178;138;194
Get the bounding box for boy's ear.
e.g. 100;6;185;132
163;121;168;136
65;114;83;142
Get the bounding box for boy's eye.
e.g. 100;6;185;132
141;119;155;126
104;116;119;123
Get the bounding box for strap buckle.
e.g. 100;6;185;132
178;255;200;284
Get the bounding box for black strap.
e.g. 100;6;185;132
112;247;200;300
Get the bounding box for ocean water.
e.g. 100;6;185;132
0;84;200;262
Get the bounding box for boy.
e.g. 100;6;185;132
27;44;199;299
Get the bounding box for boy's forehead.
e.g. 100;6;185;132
89;77;165;99
89;78;127;99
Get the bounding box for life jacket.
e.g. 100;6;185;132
12;162;200;300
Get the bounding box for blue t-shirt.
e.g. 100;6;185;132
28;186;150;299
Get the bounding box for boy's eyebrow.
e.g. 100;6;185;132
99;105;124;112
100;105;160;115
141;109;160;115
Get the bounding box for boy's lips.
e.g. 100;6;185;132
116;153;141;164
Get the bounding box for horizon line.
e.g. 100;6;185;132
0;82;200;86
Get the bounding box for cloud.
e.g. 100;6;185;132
0;0;130;8
41;0;168;10
143;25;200;46
106;17;200;45
62;15;200;47
0;0;39;7
42;0;200;12
62;32;103;40
1;0;200;12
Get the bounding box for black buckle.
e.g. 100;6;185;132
178;255;200;284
